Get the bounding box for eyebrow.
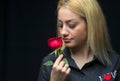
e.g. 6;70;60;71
58;19;79;23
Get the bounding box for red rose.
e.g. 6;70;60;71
43;36;68;66
48;37;63;49
103;73;112;81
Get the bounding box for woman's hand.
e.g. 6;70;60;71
50;54;71;81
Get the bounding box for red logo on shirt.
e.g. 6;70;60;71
98;70;117;81
103;74;112;81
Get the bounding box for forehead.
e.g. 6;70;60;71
58;7;80;21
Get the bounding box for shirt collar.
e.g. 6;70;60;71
63;48;106;66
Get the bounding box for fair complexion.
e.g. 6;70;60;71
58;9;87;49
50;7;93;81
58;7;93;68
50;54;70;81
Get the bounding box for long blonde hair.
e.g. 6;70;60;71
57;0;114;65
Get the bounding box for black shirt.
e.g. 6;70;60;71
38;48;120;81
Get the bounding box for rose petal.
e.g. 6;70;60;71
48;37;62;49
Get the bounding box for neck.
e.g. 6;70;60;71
69;45;94;70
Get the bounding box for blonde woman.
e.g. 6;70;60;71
38;0;120;81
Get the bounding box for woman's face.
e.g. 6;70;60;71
58;7;87;48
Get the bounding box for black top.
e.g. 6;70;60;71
38;48;120;81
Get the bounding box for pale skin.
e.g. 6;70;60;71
50;54;70;81
50;7;93;81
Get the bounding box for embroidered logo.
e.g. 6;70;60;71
98;70;117;81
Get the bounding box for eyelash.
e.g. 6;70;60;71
57;24;76;29
69;24;76;28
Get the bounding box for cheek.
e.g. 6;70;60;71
58;29;62;36
73;26;87;37
57;28;61;36
74;28;87;44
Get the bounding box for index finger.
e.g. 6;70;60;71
54;54;63;66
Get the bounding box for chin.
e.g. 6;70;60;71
64;43;74;48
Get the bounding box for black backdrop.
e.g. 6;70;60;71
1;0;120;81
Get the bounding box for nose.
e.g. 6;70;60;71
60;25;69;37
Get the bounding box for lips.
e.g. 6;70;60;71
63;38;72;43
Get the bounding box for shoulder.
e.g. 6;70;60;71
109;51;120;61
109;51;120;69
41;50;58;66
38;51;57;81
109;52;120;80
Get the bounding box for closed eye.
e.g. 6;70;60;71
68;24;76;29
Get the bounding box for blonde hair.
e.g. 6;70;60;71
57;0;114;65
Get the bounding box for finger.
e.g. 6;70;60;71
61;64;69;72
53;54;63;66
66;68;71;75
59;60;65;67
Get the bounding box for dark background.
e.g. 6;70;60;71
0;0;120;81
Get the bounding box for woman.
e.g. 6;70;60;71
38;0;120;81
